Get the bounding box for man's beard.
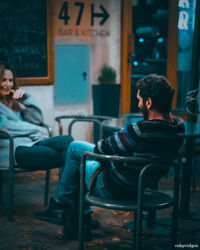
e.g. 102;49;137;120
141;105;149;120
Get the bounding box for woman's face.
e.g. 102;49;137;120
0;69;14;97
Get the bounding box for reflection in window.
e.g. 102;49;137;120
132;0;169;77
177;0;196;109
131;0;169;112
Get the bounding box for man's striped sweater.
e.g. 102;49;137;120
94;119;185;199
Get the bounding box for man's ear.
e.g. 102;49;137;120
146;97;152;109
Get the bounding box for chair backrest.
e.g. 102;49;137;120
118;156;173;184
123;113;143;124
81;151;178;198
171;109;187;122
55;115;111;142
68;118;103;139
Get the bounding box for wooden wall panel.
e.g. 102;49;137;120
167;0;178;108
120;0;132;115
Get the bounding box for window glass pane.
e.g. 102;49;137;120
177;0;196;109
131;0;169;112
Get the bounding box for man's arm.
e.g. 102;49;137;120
94;124;137;155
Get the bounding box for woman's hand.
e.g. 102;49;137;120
11;89;26;99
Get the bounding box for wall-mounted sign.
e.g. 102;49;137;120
178;0;193;31
178;0;195;71
54;0;111;41
59;2;109;26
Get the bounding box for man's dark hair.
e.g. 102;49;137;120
136;74;174;114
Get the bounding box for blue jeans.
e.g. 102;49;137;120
56;141;113;214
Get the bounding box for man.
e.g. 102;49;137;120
34;74;185;240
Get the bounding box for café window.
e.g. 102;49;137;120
131;0;169;112
177;0;197;109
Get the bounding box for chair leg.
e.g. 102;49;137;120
146;209;156;227
191;155;196;192
79;156;86;250
136;178;144;250
172;205;178;248
58;167;63;180
171;165;180;247
135;207;143;250
133;211;137;241
0;173;3;202
8;170;14;221
44;170;50;206
78;198;85;250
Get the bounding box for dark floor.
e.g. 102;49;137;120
0;170;200;250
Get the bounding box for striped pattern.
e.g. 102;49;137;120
94;119;185;156
94;119;185;199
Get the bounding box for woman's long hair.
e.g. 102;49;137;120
0;62;20;111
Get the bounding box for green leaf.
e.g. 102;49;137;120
97;64;116;84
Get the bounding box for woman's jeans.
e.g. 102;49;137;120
56;141;114;214
15;135;74;170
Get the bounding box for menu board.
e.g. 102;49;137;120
0;0;53;85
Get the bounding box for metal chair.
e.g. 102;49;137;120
54;114;111;138
79;152;180;250
54;114;110;179
0;123;57;221
123;112;143;118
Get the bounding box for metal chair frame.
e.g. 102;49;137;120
0;123;54;221
79;151;180;250
54;114;110;177
54;115;112;137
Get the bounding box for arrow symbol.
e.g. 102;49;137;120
91;4;110;26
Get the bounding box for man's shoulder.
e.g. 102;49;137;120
131;119;185;136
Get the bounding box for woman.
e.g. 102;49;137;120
0;62;73;170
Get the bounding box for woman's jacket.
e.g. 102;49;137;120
0;94;48;168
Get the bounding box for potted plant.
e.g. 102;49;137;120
92;64;120;118
97;64;117;84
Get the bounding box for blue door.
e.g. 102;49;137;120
54;44;90;105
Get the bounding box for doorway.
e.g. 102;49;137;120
121;0;178;113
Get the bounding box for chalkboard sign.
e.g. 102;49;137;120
0;0;54;85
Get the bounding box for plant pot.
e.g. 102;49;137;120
92;84;121;118
92;84;121;142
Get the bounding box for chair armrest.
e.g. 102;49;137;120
0;128;15;170
55;115;112;122
123;113;143;118
80;152;147;182
40;122;53;137
0;128;14;140
79;151;179;204
68;118;104;139
54;115;112;136
81;151;178;181
82;151;176;165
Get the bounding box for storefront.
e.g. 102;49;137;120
122;0;200;115
1;0;199;131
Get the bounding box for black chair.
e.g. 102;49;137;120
54;114;112;141
54;114;111;179
79;152;180;250
0;123;57;221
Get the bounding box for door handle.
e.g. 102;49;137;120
82;72;87;80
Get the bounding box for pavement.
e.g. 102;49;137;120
0;169;200;250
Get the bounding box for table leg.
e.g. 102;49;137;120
179;137;195;218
